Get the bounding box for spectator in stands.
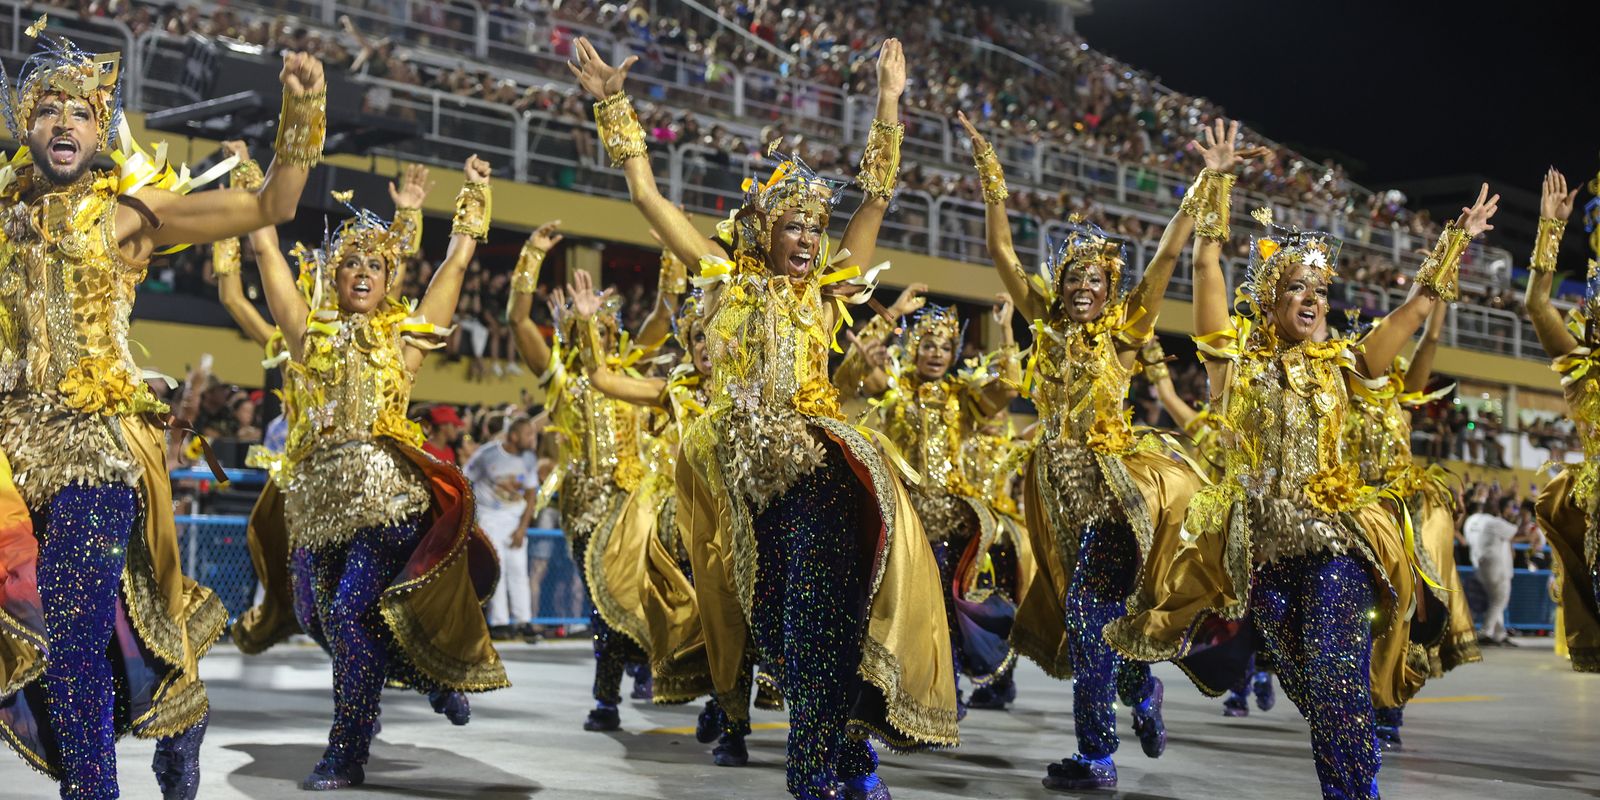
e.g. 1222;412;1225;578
464;416;543;639
1463;495;1523;646
422;404;467;464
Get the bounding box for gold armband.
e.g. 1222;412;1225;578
391;207;423;256
452;181;491;240
1179;168;1236;241
513;241;547;295
593;92;648;167
273;89;327;168
1415;221;1469;302
574;315;604;374
1531;216;1566;273
659;250;688;295
230;157;264;191
212;238;241;277
856;311;897;343
1143;360;1170;383
855;119;904;200
973;142;1008;205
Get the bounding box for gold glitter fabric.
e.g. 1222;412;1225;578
1537;468;1600;672
592;92;648;166
1531;216;1566;272
273;89;327;168
284;440;431;550
854;119;904;200
545;353;644;544
0;390;140;507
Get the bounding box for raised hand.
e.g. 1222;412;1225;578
890;282;928;318
993;293;1014;328
1541;169;1579;221
876;38;905;99
1192;118;1270;173
546;287;568;323
388;163;432;210
845;330;891;370
279;51;325;95
220;140;251;161
530;220;564;252
1456;183;1500;238
566;36;639;100
567;269;614;318
956;110;990;150
463;155;492;185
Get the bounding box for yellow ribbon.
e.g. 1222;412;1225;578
858;424;921;487
1378;485;1445;591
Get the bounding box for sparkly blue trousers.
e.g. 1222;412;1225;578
303;515;424;767
1063;519;1154;761
1251;552;1380;800
572;532;647;707
750;447;878;799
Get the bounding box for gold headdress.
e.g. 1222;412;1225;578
1035;215;1131;315
733;144;844;262
291;190;414;307
1;15;122;149
1243;207;1341;316
903;303;962;361
672;289;707;352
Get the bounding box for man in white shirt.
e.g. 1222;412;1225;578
463;416;542;637
1462;497;1522;645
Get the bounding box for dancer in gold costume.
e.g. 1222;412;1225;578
240;156;507;789
574;35;956;799
1525;167;1600;673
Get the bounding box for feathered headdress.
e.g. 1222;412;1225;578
1243;207;1341;316
1035;215;1132;313
0;15;122;149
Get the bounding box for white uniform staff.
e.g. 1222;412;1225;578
463;416;542;630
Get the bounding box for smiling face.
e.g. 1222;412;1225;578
334;251;390;314
1271;263;1330;344
766;210;822;278
1059;263;1110;323
914;334;954;381
27;93;99;186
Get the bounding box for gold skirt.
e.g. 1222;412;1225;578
1537;468;1600;672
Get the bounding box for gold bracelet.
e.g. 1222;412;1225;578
391;207;423;256
855;119;904;200
452;181;492;240
659;250;688;295
972;142;1009;205
1179;168;1237;242
1143;361;1170;382
230;157;264;191
1530;216;1566;273
593;92;648;167
856;311;896;343
575;315;604;374
1415;221;1469;302
513;242;546;295
212;238;241;277
273;89;327;168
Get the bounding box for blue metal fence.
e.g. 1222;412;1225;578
1456;542;1558;633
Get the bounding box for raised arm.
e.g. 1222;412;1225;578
509;222;564;375
1192;200;1232;395
1524;168;1580;359
413;156;492;331
635;247;685;350
568;270;669;408
836;39;905;272
1362;184;1498;375
971;295;1020;416
1140;340;1199;431
1402;302;1447;394
120;54;325;257
957;110;1043;321
250;222;309;359
386;163;431;299
212;142;275;346
569;37;712;268
833;284;924;398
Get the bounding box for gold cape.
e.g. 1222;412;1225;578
676;418;959;750
1408;486;1481;675
1537;468;1600;672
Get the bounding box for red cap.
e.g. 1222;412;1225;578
427;405;465;428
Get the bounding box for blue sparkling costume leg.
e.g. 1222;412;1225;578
573;533;646;707
33;483;138;800
930;541;964;702
750;447;871;799
1251;553;1380;800
1063;519;1140;760
288;546;329;650
306;515;423;767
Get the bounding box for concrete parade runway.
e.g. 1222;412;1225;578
1;638;1594;799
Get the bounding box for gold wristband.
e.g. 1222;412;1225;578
1179;168;1237;241
273;89;327;168
212;238;241;277
391;207;423;256
856;311;896;343
1143;361;1170;382
1416;221;1469;302
593;92;648;167
855;119;904;200
659;250;688;295
513;243;546;295
452;181;492;240
972;142;1009;205
230;157;264;191
575;315;604;374
1530;216;1566;273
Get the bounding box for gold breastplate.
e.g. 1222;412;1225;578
886;376;969;496
1031;314;1134;453
550;363;643;493
1345;392;1410;485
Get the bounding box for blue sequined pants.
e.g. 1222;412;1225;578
572;533;647;706
1251;552;1380;800
33;483;139;800
304;515;424;766
1063;519;1153;760
750;447;877;798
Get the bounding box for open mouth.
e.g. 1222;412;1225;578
1071;293;1095;312
788;252;813;274
351;278;373;298
1296;309;1316;325
48;136;79;165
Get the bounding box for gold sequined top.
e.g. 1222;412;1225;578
1180;410;1227;484
546;341;644;540
281;302;431;549
1343;368;1412;486
884;375;977;498
0;174;167;504
1027;303;1142;456
1553;340;1600;510
964;423;1025;519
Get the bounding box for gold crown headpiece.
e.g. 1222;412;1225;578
904;303;963;358
734;144;844;258
1041;215;1131;307
1244;207;1342;314
1;16;122;149
290;191;412;306
672;289;707;352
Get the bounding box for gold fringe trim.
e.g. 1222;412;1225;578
854;637;960;750
1571;646;1600;673
582;493;649;653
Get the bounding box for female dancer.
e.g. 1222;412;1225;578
249;156;507;789
1526;168;1599;672
573;35;957;799
1106;165;1498;798
958;111;1231;790
1343;302;1480;748
847;298;1028;712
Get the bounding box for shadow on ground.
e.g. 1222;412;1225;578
224;742;542;798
